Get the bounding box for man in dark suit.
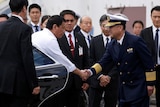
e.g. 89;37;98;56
86;13;156;107
0;0;40;107
140;6;160;107
78;16;92;53
28;3;41;33
88;14;119;107
74;13;81;33
0;14;9;22
57;10;89;107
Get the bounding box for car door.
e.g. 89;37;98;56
32;47;68;106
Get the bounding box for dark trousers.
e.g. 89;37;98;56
156;70;160;107
118;96;149;107
89;77;119;107
0;93;29;107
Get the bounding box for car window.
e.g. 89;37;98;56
32;47;55;66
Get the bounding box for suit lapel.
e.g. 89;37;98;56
148;27;155;48
62;34;73;58
99;35;106;52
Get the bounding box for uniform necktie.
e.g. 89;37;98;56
68;34;74;57
155;29;159;63
106;37;109;47
34;25;39;32
87;35;91;44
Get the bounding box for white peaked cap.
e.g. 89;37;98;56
105;13;129;27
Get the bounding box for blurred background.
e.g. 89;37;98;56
0;0;159;36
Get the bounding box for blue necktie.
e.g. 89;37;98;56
88;35;91;44
155;29;159;63
106;37;109;47
34;25;39;32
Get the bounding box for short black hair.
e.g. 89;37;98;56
132;20;144;28
28;3;41;13
75;14;80;20
0;14;9;19
46;15;65;30
99;14;108;25
60;10;76;18
9;0;28;13
151;6;160;14
41;15;51;24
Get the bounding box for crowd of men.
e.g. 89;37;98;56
0;0;160;107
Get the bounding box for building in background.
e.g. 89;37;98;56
0;0;159;35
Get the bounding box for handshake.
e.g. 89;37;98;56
74;69;92;81
74;69;111;87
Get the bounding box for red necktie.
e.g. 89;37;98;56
68;34;74;57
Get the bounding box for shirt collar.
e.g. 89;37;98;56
152;26;160;39
31;21;40;26
43;28;56;39
102;33;111;42
12;14;24;22
117;33;125;45
80;29;90;38
152;25;160;32
65;31;74;37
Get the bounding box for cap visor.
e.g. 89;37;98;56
105;22;121;27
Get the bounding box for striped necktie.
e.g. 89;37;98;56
68;34;74;57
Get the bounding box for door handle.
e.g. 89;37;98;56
38;75;59;79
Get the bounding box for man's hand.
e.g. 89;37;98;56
32;86;40;95
73;68;91;81
81;83;89;91
99;75;111;87
80;69;91;81
147;86;154;96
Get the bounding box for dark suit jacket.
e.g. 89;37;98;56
0;16;38;98
96;31;154;102
57;32;89;89
74;25;81;33
140;26;156;64
78;31;93;66
89;34;118;88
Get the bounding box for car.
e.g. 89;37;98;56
32;47;88;107
32;47;69;107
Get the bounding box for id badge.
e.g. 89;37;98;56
79;46;83;56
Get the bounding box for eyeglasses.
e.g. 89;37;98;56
64;19;74;23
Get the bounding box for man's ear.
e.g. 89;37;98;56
52;24;57;29
22;6;27;13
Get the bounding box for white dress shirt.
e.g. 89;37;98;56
32;28;77;72
65;31;75;47
80;30;91;48
31;21;41;32
102;34;111;47
152;26;160;64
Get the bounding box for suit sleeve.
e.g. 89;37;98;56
135;37;156;86
90;38;96;65
21;26;38;91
